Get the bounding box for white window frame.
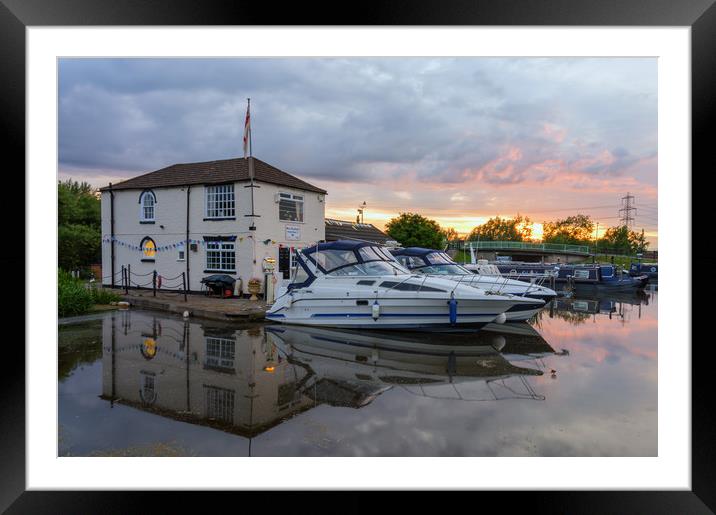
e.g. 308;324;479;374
177;249;185;262
139;191;156;221
204;385;235;423
205;184;236;219
205;240;236;272
278;192;304;223
205;337;235;370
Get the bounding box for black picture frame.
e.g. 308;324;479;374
3;0;709;511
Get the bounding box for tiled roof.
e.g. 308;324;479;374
324;218;392;244
100;157;327;194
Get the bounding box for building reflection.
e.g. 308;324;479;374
101;312;567;442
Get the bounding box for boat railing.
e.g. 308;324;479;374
396;375;545;402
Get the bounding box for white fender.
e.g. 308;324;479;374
494;312;507;324
372;301;380;320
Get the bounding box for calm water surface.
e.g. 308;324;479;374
58;287;658;456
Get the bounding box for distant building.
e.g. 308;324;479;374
324;218;394;245
100;156;326;293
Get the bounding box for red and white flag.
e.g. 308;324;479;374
243;100;251;159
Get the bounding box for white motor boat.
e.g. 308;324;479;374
266;241;542;330
390;248;555;321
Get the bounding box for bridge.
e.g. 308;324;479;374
448;241;591;264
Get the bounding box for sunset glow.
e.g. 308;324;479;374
59;57;658;247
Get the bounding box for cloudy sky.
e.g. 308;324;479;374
58;58;658;245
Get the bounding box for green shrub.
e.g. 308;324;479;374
89;286;122;305
58;270;92;317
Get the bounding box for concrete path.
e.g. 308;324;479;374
108;288;268;322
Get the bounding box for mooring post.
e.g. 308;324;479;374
123;265;128;294
127;264;131;290
153;270;157;297
182;272;187;302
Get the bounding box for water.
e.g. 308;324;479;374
58;286;658;457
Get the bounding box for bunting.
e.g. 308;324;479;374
101;235;270;252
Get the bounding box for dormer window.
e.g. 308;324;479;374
139;190;156;222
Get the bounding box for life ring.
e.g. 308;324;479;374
650;267;656;273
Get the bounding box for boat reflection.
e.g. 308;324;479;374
100;311;566;442
544;288;656;324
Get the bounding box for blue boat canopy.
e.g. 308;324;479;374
302;240;379;255
390;247;437;257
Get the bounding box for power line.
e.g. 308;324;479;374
524;205;619;215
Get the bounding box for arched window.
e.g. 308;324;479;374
140;236;156;262
139;190;156;222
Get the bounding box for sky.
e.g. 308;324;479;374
58;58;658;246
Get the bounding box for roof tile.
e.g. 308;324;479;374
100;157;326;194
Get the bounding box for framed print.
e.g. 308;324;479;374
4;0;711;511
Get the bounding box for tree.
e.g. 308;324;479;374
58;180;101;271
467;214;532;242
385;212;445;249
441;227;459;245
542;214;594;245
598;225;650;254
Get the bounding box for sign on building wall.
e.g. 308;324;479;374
285;225;301;241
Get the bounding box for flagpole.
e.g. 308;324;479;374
244;98;260;252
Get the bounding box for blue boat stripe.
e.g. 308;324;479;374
309;312;501;318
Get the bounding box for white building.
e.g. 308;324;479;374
100;156;326;295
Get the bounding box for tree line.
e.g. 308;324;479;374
58;179;101;272
385;212;649;255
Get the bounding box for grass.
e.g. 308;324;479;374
58;270;123;318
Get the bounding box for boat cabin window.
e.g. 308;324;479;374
599;266;614;278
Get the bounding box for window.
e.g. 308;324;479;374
397;255;424;269
177;249;185;261
205;184;235;219
139;191;156;221
206;241;235;272
204;386;235;423
205;337;235;370
291;263;309;284
139;371;157;405
140;237;156;261
379;281;446;292
309;249;358;271
279;192;304;222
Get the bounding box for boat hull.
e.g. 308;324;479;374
266;296;525;330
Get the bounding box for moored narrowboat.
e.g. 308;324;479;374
629;262;658;281
557;264;648;290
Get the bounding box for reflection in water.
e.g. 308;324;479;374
59;289;657;457
99;313;565;444
541;288;656;326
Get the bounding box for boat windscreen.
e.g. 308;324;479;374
420;263;471;275
307;248;358;272
358;246;387;262
328;260;405;277
425;252;455;265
